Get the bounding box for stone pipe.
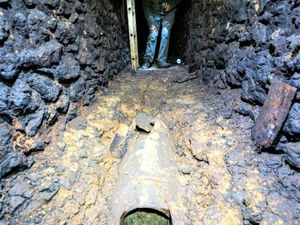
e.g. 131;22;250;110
109;115;186;225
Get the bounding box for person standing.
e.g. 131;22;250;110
141;0;181;69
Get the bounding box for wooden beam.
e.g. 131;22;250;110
126;0;139;70
252;80;297;149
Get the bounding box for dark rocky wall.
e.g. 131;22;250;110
0;0;129;179
188;0;300;168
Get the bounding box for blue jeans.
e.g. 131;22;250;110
143;9;176;64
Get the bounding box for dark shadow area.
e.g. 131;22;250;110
121;208;172;225
135;0;148;63
135;0;192;64
169;0;192;63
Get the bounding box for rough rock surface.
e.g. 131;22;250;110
0;0;129;179
188;0;300;167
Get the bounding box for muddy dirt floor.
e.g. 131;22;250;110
1;66;300;225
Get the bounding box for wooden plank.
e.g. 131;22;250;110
252;80;297;149
132;0;139;69
126;0;139;70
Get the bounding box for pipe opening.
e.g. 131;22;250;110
121;208;172;225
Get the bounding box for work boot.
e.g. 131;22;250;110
141;61;151;69
158;61;170;69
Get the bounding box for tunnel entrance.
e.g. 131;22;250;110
121;208;172;225
133;0;192;65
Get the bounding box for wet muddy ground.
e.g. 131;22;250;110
1;66;299;225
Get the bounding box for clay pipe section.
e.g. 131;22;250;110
109;115;186;225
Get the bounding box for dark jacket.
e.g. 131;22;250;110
142;0;181;15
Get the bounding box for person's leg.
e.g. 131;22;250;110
157;10;176;67
143;14;161;68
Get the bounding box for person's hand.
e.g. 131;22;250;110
162;2;171;12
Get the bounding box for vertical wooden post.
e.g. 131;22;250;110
126;0;139;70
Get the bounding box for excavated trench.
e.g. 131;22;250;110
1;0;300;225
1;67;300;225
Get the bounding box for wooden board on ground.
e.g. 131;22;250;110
126;0;139;70
252;80;297;149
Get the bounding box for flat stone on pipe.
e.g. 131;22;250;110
109;115;186;225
